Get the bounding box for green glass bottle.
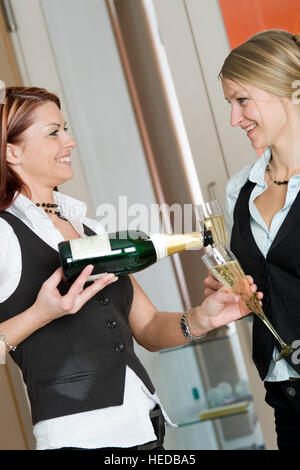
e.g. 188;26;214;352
58;230;213;284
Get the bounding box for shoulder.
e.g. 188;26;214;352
226;162;254;199
224;161;255;232
0;215;21;299
0;215;18;241
0;215;21;256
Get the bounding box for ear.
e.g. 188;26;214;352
6;144;22;166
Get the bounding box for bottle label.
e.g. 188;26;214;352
150;233;167;261
70;234;111;261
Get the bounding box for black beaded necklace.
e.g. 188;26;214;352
266;161;289;186
36;202;61;217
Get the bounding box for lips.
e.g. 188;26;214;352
55;153;71;164
242;124;257;137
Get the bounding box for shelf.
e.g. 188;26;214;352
177;401;252;426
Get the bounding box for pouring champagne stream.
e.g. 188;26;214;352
195;201;296;362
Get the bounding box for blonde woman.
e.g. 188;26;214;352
204;30;300;449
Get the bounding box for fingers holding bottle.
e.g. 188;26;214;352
33;265;118;324
66;266;118;312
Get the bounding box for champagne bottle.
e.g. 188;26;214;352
58;230;213;283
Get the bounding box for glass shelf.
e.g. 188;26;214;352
177;399;253;426
157;322;264;449
159;325;235;355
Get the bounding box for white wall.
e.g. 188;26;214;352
39;0;183;313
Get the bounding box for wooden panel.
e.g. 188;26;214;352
0;365;28;449
0;4;22;85
219;0;300;49
0;3;33;450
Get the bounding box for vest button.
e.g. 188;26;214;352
107;320;117;329
286;386;296;397
100;296;110;305
114;343;125;353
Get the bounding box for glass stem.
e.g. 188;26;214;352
245;303;287;348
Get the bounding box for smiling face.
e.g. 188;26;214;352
222;78;290;150
6;101;77;192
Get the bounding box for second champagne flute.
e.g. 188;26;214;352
201;243;295;362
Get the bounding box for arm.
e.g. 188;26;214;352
0;266;117;358
128;275;256;352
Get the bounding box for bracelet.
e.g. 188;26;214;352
0;331;17;352
180;311;207;341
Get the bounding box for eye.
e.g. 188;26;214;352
237;97;248;105
49;127;68;136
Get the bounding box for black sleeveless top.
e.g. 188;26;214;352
230;181;300;380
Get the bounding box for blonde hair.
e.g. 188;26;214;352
219;30;300;98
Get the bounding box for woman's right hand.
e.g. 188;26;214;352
32;265;118;325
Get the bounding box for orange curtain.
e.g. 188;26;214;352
219;0;300;49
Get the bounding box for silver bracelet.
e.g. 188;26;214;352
0;331;17;352
180;311;207;341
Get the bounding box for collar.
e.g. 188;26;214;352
7;191;87;230
53;191;87;221
248;147;271;186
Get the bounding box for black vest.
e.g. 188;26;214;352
0;212;155;424
230;180;300;380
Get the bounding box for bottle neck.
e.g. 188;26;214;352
165;233;205;255
151;232;207;260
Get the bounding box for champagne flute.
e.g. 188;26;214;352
202;243;295;362
195;200;228;246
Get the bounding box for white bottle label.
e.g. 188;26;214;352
70;234;112;261
149;233;167;261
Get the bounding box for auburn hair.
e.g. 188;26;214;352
0;86;60;210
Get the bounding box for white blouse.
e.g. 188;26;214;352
0;192;172;449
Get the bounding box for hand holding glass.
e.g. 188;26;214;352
202;244;295;362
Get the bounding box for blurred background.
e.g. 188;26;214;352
0;0;299;450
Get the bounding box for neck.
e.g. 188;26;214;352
21;185;56;206
269;108;300;177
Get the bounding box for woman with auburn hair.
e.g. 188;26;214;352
0;86;256;450
204;30;300;449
